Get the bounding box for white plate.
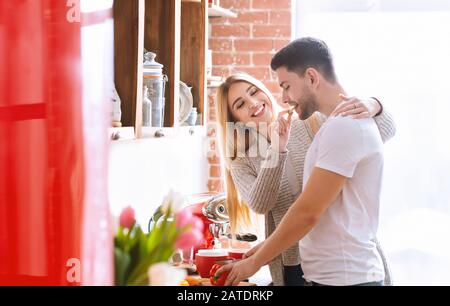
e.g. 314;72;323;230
179;81;193;124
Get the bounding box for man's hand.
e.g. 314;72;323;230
331;94;381;119
242;242;272;266
215;257;261;286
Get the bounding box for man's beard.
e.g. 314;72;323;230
298;90;318;120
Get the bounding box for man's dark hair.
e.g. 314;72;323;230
271;37;337;83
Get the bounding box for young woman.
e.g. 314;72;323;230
215;73;395;286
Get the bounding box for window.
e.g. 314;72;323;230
295;0;450;285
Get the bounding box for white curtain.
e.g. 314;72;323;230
295;0;450;285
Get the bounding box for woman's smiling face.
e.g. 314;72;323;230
227;81;274;125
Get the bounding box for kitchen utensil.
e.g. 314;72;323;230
194;249;230;278
227;248;249;260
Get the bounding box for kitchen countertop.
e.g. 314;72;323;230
179;263;272;286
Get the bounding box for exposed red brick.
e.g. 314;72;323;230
211;24;251;38
209;38;232;52
253;25;291;38
264;81;282;95
234;39;273;52
252;0;291;10
208;95;216;108
212;67;231;77
210;165;222;178
252;52;276;65
213;52;251;66
209;139;216;151
235;11;269;24
234;66;271;81
207;126;217;137
220;0;251;10
207;179;223;193
209;109;217;121
269;11;291;25
208;154;221;165
273;39;291;51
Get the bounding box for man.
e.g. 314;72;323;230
217;37;387;286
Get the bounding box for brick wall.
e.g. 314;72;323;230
206;0;292;192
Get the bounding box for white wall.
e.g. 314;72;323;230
108;127;209;228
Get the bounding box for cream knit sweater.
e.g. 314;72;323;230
230;111;396;286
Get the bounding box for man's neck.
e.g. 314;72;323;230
317;82;346;117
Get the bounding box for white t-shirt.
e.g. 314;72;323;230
300;116;385;286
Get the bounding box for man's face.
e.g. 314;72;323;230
276;66;318;120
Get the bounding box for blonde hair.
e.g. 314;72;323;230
215;73;278;235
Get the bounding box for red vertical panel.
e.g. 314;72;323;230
0;0;112;285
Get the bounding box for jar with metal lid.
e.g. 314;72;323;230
143;51;168;127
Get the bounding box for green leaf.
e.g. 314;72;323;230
114;247;131;286
120;203;183;286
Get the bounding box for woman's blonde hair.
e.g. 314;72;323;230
215;73;278;235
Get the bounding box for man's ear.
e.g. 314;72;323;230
306;68;320;88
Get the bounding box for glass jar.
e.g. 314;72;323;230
143;52;168;127
142;86;152;127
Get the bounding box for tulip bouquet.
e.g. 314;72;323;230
114;191;204;286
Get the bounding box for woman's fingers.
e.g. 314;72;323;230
332;97;357;116
287;111;293;125
278;118;287;135
330;101;347;117
278;109;291;120
340;101;365;115
334;100;371;117
352;111;371;119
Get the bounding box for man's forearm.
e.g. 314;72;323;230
251;167;347;268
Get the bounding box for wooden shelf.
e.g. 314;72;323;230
110;126;206;141
208;4;237;18
114;0;208;138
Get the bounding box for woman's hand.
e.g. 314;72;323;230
331;94;382;119
268;110;293;153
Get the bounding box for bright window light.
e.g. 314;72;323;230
295;0;450;285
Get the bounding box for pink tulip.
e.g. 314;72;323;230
192;216;204;232
175;229;203;250
175;209;193;229
119;206;135;229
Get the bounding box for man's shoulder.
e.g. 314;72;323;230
321;116;382;150
321;116;364;138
